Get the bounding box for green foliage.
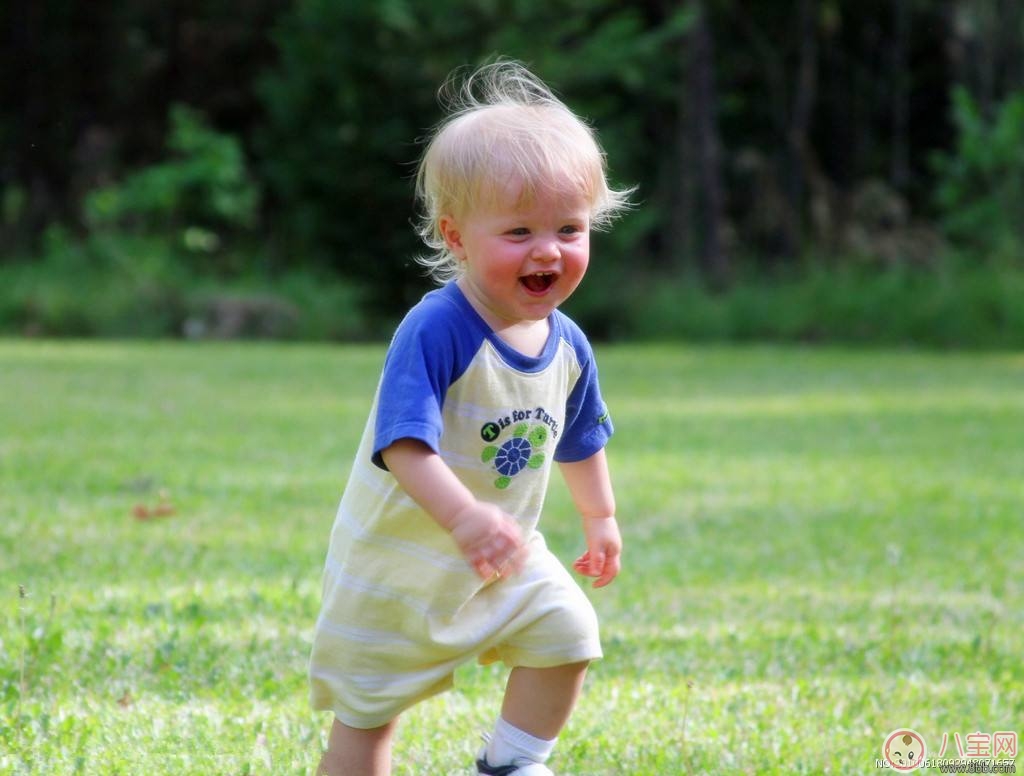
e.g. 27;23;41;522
7;0;1024;313
0;227;189;337
5;238;1023;347
568;260;1024;349
3;185;26;226
8;5;1024;346
2;100;380;341
0;228;370;340
1;342;1021;772
931;87;1024;261
84;104;260;237
254;1;442;300
254;0;685;310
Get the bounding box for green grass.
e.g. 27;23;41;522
2;340;1022;774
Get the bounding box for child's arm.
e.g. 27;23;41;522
559;448;622;588
380;438;526;580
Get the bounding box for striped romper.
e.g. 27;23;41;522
309;281;613;728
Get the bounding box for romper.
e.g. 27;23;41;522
309;281;613;728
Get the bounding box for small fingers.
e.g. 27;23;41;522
477;530;528;581
573;551;592;574
574;548;620;587
592;549;621;588
471;539;508;580
473;558;497;580
589;556;618;585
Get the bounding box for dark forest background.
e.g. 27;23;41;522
2;0;1023;346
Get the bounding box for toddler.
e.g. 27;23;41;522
310;60;632;776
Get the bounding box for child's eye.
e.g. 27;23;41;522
559;224;583;235
506;228;530;236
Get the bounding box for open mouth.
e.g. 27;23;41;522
520;271;558;294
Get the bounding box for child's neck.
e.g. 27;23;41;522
456;281;550;357
490;318;550;358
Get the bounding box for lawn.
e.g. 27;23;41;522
1;340;1021;775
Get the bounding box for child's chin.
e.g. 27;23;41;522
520;291;560;309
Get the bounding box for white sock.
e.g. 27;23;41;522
486;716;557;766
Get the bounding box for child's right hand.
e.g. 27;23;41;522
449;500;527;580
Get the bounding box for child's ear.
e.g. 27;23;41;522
439;215;465;258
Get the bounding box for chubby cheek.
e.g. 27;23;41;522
562;248;590;288
484;252;524;286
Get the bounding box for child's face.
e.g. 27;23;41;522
440;186;591;327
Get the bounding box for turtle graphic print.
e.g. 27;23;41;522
481;422;550;489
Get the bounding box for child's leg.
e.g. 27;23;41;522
317;717;397;776
501;661;589;739
481;661;589;769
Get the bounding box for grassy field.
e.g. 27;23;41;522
1;340;1022;775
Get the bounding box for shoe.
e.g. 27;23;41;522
476;750;554;776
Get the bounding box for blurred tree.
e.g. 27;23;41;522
254;0;690;312
890;0;910;190
663;0;729;284
84;105;260;238
719;0;956;262
947;0;1024;117
932;87;1024;261
3;0;1023;302
0;0;285;253
253;0;445;310
689;0;729;285
1;1;110;240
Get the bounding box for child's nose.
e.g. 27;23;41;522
530;238;560;261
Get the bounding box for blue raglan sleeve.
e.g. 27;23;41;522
370;294;463;469
554;320;614;463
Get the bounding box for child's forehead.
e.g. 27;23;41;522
473;174;593;216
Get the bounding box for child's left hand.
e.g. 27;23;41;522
573;515;622;588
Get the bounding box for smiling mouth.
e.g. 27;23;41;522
520;271;557;294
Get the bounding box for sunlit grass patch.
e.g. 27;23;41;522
2;340;1021;774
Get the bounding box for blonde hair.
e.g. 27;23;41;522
414;60;633;283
